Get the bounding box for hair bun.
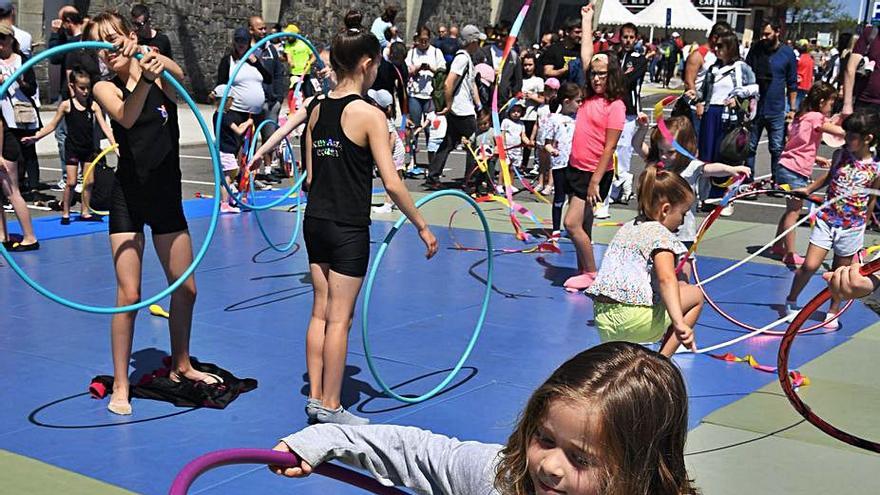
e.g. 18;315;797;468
344;10;363;30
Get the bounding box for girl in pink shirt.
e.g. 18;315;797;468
772;82;844;266
562;52;626;291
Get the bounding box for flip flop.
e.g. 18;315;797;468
170;370;224;386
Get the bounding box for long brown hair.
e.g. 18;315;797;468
584;51;625;102
637;165;694;222
494;341;698;495
796;81;837;118
647;116;698;174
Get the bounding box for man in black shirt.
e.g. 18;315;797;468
131;4;173;58
542;17;582;83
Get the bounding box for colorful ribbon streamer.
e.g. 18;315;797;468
491;0;534;241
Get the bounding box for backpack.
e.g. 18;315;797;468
566;57;586;86
432;50;469;110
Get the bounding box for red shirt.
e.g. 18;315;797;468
570;96;626;172
797;53;814;91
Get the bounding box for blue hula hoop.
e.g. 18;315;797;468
246;119;304;252
0;41;222;314
361;190;494;403
215;32;324;211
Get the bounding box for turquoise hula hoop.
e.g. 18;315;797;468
0;41;222;314
246;119;304;252
215;32;324;211
361;190;494;403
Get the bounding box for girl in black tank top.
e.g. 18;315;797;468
87;12;220;416
251;14;438;426
22;70;117;223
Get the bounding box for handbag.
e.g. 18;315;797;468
11;98;37;126
718;111;751;165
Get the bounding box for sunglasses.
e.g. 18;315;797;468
590;71;609;79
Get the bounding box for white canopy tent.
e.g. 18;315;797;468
595;0;639;27
633;0;714;41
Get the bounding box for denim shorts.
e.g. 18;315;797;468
773;164;811;189
809;217;865;257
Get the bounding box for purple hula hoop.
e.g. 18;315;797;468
169;448;409;494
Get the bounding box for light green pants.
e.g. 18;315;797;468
594;301;671;344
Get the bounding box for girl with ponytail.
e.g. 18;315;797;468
250;10;438;425
585;165;704;356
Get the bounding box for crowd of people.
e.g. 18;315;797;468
3;3;880;492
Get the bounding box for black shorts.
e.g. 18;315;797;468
2;127;20;162
109;157;188;235
65;149;95;167
304;216;370;277
565;168;612;200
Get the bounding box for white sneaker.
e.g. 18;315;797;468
220;202;241;214
720;204;734;217
254;180;273;191
541;185;553;195
372;203;393;214
822;312;840;330
594;204;610;219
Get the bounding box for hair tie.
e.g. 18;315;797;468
347;28;361;33
656;161;666;170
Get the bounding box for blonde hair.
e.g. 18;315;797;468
84;11;132;43
637;165;694;221
494;342;699;495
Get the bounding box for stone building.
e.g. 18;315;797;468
16;0;520;103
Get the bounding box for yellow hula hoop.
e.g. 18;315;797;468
81;143;119;215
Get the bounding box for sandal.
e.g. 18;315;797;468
169;370;224;386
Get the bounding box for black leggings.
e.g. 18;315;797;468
552;168;568;231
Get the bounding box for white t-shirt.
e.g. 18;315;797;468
405;46;446;99
228;56;265;114
0;54;38;130
542;112;576;170
426;111;447;151
521;76;544;121
449;50;476;117
13;26;32;58
534;103;559;144
387;119;405;169
677;159;705;242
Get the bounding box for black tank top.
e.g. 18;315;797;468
64;97;95;156
110;77;180;184
304;94;374;226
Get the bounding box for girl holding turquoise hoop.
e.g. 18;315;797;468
250;10;437;425
86;12;217;415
